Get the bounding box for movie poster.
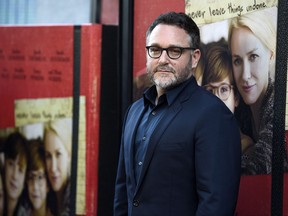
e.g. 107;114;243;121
195;5;279;175
0;25;96;215
186;1;284;215
0;97;86;215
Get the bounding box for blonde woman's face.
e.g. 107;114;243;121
44;130;70;192
230;27;271;106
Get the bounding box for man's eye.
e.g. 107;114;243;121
150;47;161;52
169;48;181;55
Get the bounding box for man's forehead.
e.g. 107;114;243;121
148;24;190;45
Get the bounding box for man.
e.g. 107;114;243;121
114;12;241;216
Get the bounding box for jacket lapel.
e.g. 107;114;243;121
134;100;183;194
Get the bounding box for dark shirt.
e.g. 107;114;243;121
134;78;191;182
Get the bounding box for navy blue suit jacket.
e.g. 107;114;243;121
114;77;241;216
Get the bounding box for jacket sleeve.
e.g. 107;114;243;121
195;103;241;216
113;140;128;216
114;106;132;216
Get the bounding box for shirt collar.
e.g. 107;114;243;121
143;76;194;106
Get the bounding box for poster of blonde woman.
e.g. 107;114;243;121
186;1;287;175
184;0;288;214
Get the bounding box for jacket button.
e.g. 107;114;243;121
133;200;139;207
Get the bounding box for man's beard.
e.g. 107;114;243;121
147;58;192;91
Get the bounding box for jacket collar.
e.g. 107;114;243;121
143;76;197;107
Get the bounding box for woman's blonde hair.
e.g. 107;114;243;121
44;118;72;157
228;9;276;54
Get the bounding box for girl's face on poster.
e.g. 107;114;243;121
204;77;238;113
5;156;27;200
45;130;70;192
230;27;271;106
28;169;48;210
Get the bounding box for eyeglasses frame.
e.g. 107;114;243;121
146;46;196;60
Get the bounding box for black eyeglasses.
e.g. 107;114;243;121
146;46;195;60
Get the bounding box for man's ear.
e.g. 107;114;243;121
191;49;201;69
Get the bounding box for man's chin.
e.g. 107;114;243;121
154;79;176;90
